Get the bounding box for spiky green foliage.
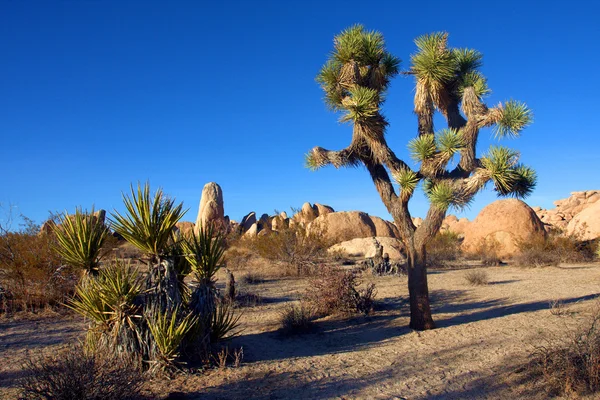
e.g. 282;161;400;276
452;48;483;75
68;261;142;330
340;86;380;123
426;181;455;210
509;164;537;198
436;129;465;158
111;183;186;256
411;32;455;85
457;71;490;98
480;146;535;197
147;307;197;364
210;300;243;342
304;151;319;171
495;100;533;138
393;168;420;196
409;134;437;161
182;224;225;284
53;208;108;275
316;24;400;111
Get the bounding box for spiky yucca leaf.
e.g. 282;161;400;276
393;168;420;197
507;164;537;198
53;208;108;275
147;308;197;363
408;134;437;162
316;60;344;110
333;24;365;64
182;224;225;284
457;71;490;98
210;300;243;342
340;86;380;123
494;100;533;138
111;183;186;257
481;146;521;195
68;261;142;327
411;32;455;85
304;151;320;171
436;129;465;157
452;48;483;74
426;181;455;210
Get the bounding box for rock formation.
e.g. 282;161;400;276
462;199;546;258
534;190;599;231
566;200;600;240
195;182;225;232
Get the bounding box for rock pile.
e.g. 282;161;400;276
534;190;599;231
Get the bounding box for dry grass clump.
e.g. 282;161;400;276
464;270;489;286
469;238;503;266
530;306;600;396
426;231;462;267
279;302;315;335
515;232;597;268
304;266;376;316
251;225;329;276
240;271;266;285
20;344;144;400
0;219;78;315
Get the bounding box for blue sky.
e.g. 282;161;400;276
1;0;598;226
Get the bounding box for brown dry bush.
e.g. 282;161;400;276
426;231;462;267
20;344;144;400
304;266;376;316
464;270;489;286
530;306;600;396
251;225;329;275
468;237;503;265
279;302;316;335
0;219;77;314
515;231;597;268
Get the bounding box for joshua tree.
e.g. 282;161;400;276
306;26;535;330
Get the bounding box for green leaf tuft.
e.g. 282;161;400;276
494;100;533;138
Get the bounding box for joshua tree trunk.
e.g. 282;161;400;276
406;245;435;330
146;256;182;314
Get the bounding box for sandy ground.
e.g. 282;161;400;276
2;262;600;399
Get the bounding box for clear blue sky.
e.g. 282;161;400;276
1;0;598;226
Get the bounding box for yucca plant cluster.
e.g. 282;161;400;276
54;183;240;371
306;26;536;330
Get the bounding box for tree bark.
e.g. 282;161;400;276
406;244;435;330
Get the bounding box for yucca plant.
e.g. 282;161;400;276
53;207;109;276
146;307;197;368
306;26;535;330
68;261;144;357
64;184;240;371
111;182;187;313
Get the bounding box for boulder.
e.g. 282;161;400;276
175;221;195;236
240;212;257;233
369;216;399;238
308;211;377;244
329;237;405;260
314;203;334;217
462;199;546;258
195;182;224;232
413;217;423;228
566;201;600;240
243;222;258;238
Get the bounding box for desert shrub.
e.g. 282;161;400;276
468;237;503;265
279;302;315;335
515;232;597;267
426;231;462;267
530;306;600;396
0;216;76;314
464;270;489;286
304;266;376;315
20;344;144;400
235;290;262;308
65;183;241;372
251;225;329;275
240;271;265;284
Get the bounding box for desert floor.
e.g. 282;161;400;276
2;262;600;399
